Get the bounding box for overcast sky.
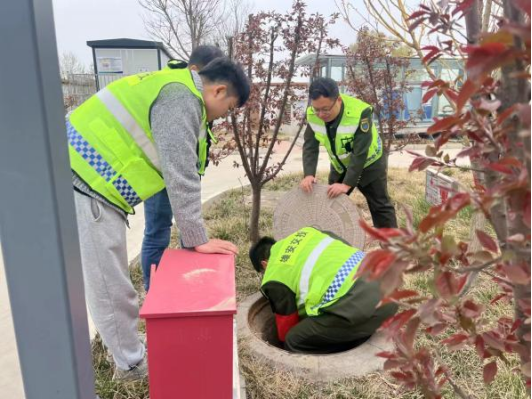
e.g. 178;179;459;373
51;0;365;68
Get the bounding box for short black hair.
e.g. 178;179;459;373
309;77;339;100
199;57;250;107
189;45;225;69
249;236;277;273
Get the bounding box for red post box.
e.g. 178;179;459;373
140;249;236;399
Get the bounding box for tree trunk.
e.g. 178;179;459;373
500;0;531;375
250;183;262;244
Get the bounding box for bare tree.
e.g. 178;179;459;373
336;0;504;85
213;0;255;53
59;51;86;80
139;0;224;59
345;28;413;161
228;2;340;243
139;0;253;59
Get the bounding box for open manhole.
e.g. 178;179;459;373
237;293;392;382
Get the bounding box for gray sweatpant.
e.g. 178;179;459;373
74;191;145;370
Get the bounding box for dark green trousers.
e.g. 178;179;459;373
284;310;393;354
284;279;398;354
329;156;398;228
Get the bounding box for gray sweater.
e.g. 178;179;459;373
150;72;208;247
73;71;209;248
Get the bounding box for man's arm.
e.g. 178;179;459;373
342;107;374;188
151;83;208;248
261;282;299;342
302;123;320;177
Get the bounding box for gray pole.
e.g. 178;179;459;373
0;1;95;398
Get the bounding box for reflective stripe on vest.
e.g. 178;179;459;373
298;236;335;306
66;120;141;207
312;250;365;310
308;122;326;135
96;88;161;170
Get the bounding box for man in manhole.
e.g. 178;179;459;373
249;227;397;353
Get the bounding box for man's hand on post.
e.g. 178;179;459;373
194;239;239;255
327;183;351;199
300;175;317;193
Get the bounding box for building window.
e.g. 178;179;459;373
330;66;343;82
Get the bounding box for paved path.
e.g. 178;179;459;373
0;143;467;398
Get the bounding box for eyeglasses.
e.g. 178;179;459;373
311;98;338;115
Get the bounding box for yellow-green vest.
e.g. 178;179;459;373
306;94;382;173
67;68;214;214
261;227;365;317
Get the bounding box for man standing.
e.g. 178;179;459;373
300;77;397;228
249;227;397;353
69;57;249;380
141;45;224;291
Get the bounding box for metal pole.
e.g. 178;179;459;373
0;1;95;398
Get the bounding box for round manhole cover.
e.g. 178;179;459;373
273;184;365;249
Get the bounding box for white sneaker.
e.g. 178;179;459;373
112;357;148;382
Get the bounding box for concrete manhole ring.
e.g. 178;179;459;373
273;184;366;249
237;293;392;382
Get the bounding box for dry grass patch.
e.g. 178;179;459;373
91;167;525;398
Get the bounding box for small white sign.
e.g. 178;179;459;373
97;57;123;73
426;168;456;206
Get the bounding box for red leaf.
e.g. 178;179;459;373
376;351;397;359
465;43;515;81
475;336;487;358
409;10;427;20
488;163;514;174
426;324;447;336
456;79;479;110
483;361;498;384
496;105;518;124
483;331;506;352
423;88;438;103
436;271;460;300
476;230;499;252
359;219;403;242
381;309;417;335
514;0;531;17
402;317;421;353
427;116;461;134
461;299;484;319
409;156;439;172
441;333;469;349
380;289;420;305
452;0;475;16
419;193;471;232
357;249;397;280
502;263;531;285
422;46;442;64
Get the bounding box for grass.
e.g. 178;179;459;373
91;167;526;399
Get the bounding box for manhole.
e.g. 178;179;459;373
273;184;366;249
237;293;392;382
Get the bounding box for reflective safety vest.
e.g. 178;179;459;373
261;227;365;317
306;94;382;174
67;67;214;214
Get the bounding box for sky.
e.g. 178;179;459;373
51;0;364;68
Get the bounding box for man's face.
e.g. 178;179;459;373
310;95;342;123
203;84;238;122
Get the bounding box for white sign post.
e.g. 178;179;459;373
425;168;457;205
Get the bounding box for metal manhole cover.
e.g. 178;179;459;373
273;184;365;249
